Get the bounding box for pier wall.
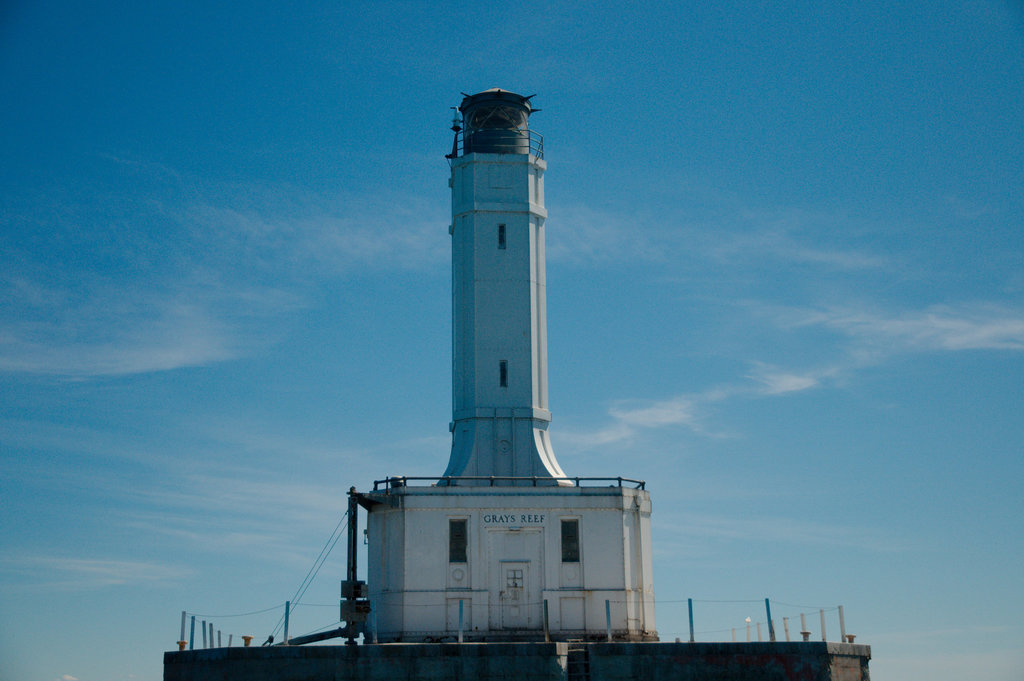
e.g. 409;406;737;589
164;641;870;681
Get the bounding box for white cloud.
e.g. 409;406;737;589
0;170;447;378
793;304;1024;352
745;362;842;395
657;512;903;552
0;557;193;591
0;282;270;376
61;675;79;681
610;396;697;428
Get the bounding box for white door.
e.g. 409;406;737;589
500;561;529;629
488;528;543;631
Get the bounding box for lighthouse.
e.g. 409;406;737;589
359;89;657;642
445;88;566;482
165;88;874;681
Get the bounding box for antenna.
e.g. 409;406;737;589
446;107;462;160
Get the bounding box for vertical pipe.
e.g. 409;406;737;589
819;609;826;642
543;600;550;642
217;630;221;648
756;622;762;641
800;613;808;640
839;605;846;642
458;599;464;644
180;611;187;643
605;599;612;642
228;634;233;647
783;616;790;642
746;621;751;642
189;616;196;650
346;488;360;646
766;599;776;642
688;598;695;643
201;620;207;648
209;623;214;649
731;628;736;642
284;601;291;644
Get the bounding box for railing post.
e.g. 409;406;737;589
819;609;826;642
284;601;290;644
201;620;207;648
543;600;550;642
839;605;846;642
783;616;790;641
458;599;464;643
189;616;195;650
688;598;695;643
766;598;776;642
605;599;612;642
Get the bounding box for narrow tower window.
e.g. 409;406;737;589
561;519;580;562
499;360;508;387
497;224;506;249
449;519;468;563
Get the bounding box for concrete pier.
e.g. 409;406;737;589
164;641;870;681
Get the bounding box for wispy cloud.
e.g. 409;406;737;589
708;216;888;271
563;301;1023;447
656;512;904;552
0;285;256;376
0;160;448;378
793;303;1024;352
744;362;840;395
0;556;193;591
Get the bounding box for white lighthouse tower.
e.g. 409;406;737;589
444;89;566;482
360;89;656;643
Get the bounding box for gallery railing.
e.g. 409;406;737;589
370;475;645;492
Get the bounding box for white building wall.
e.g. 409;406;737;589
364;486;656;642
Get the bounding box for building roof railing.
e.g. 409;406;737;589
447;129;544;160
370;475;645;493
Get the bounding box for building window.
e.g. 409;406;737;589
449;519;468;563
561;519;580;562
499;360;508;387
498;224;506;249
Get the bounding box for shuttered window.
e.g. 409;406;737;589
561;519;580;562
449;519;468;563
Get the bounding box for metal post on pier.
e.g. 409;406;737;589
688;598;695;643
766;598;776;642
605;600;612;642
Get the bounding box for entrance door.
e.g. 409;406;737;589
488;528;543;632
500;561;529;629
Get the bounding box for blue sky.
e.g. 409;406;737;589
2;1;1022;679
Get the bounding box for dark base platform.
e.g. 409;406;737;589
164;640;871;681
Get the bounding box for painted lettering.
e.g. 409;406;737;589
482;512;546;524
